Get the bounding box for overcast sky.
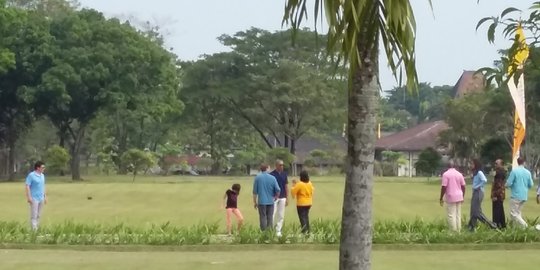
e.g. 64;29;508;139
77;0;531;90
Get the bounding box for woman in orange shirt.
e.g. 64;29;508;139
291;170;314;233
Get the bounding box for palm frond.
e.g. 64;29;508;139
283;0;420;91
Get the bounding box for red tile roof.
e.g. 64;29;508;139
375;120;448;151
453;70;485;98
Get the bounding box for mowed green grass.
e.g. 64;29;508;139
1;249;538;270
1;175;539;229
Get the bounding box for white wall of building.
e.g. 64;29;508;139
397;151;420;177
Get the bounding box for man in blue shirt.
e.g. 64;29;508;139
253;164;280;231
25;161;47;230
270;159;288;237
506;157;534;228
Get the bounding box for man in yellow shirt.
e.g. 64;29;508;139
291;170;314;233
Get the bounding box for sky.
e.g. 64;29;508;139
77;0;531;90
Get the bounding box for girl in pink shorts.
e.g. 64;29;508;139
222;183;244;235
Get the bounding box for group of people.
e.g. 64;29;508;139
439;157;537;232
25;155;540;237
26;158;315;235
222;159;314;236
24;156;540;235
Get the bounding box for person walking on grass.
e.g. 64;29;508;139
506;157;534;228
222;183;244;235
252;164;280;231
25;161;47;231
439;160;466;232
270;159;288;237
468;159;498;231
491;159;507;229
291;170;314;234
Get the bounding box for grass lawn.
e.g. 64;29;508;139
2;175;539;268
1;175;539;230
0;248;537;270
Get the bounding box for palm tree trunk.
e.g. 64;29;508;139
339;33;379;270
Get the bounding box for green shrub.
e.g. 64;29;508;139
44;145;70;175
266;147;295;169
2;219;540;246
381;151;406;176
97;152;116;175
374;161;383;176
327;166;343;176
231;150;265;174
303;166;323;176
120;149;156;182
381;161;396;176
415;147;442;176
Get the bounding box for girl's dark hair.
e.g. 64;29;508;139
472;159;482;176
299;170;310;183
231;183;241;193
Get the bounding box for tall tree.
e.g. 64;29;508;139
283;1;420;270
249;58;344;154
377;98;414;132
181;54;261;173
218;28;347;153
0;2;20;178
26;9;180;180
0;4;53;180
30;10;116;180
443;93;493;160
0;1;16;74
93;31;182;173
386;83;453;123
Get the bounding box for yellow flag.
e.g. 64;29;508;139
507;25;529;167
508;25;529;75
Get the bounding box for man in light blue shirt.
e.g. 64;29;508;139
25;161;47;230
506;157;533;228
253;164;280;231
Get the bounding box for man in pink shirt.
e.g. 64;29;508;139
439;160;466;231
